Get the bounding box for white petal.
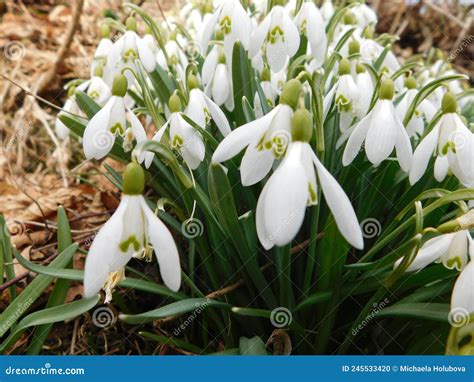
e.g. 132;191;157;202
249;14;271;57
342;108;372;166
365;100;397;166
451;260;474;314
394;112;413;172
409;124;439;184
434;155;449;182
260;142;308;247
256;178;274;250
204;93;231;136
312;151;364;249
127;109;148;165
140;197;181;291
83;99;114;159
137;38;157;72
266;38;288;73
282;13;300;58
240;139;275;186
212;64;230;106
84;197;129;297
395;234;455;272
202;47;219;86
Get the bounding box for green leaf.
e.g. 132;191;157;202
139;331;204;354
0;296;100;352
232;41;255;126
119;298;229;325
75;90;101;118
27;206;73;354
0;243;78;337
0;214;16;300
376;303;450;322
239;336;268;355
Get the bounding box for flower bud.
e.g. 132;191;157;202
348;40;360;55
125;16;137;32
291;108;313;142
123;162;145;195
94;64;104;78
437;209;474;233
441;91;457;114
68;85;77;98
101;23;111;38
362;26;374;39
280;79;302;110
261;66;271;82
338;58;351;75
168;94;182;113
343;11;355;25
379;78;394;100
112;74;128;97
404;76;417;90
356;63;366;74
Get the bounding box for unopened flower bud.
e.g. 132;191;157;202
404;76;417;90
348;40;360;55
441;91;457;114
338;58;351;75
168;94;182;113
261;66;271;82
187;73;200;90
94;64;104;78
126;16;137;32
379;78;394;100
280;79;302;110
437;209;474;233
101;23;111;38
343;11;355;25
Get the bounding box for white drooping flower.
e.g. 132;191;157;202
212;79;302;186
410;92;474;186
153;94;205;170
351;3;377;29
395;230;473;272
83;75;152;167
256;109;364;250
395;77;436;138
294;2;327;66
320;0;335;23
249;5;300;73
201;0;251;59
90;24;114;77
55;81;90;140
334;58;360;133
253;67;280;117
202;45;234;110
451;260;474;316
157;40;189;83
342;78;412;171
185;75;231;137
84;163;181;302
85;75;112;107
104;17;156;85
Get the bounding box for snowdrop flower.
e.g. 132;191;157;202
84;163;181;302
395;230;473;272
154;94;205;170
249;4;300;73
352;3;377;29
256;108;364;250
410;92;474;186
84;65;112;107
185;74;231;136
157;40;189;83
334;58;360;133
343;78;413;171
104;17;156;85
212;79;302;186
253;67;279;117
202;45;234;110
83;74;152;167
294;1;327;66
396;77;436;138
90;23;114;77
451;260;474;317
201;0;251;59
55;81;90;140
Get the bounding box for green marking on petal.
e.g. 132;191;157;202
119;235;141;253
109;123;125;136
172;134;184;149
445;256;463;271
268;26;284;44
123;49;138;61
219;16;232;35
308;182;317;204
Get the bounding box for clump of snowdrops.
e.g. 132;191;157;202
3;0;474;355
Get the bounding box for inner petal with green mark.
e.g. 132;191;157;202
172;134;184;149
109;123;125;136
268;26;284;44
308;182;317;205
444;256;464;271
219;16;232;35
336;95;351;112
123;49;138;61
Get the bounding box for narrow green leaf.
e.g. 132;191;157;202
75;90;101;118
376;303;450;322
139;331;204;354
232;41;255;126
